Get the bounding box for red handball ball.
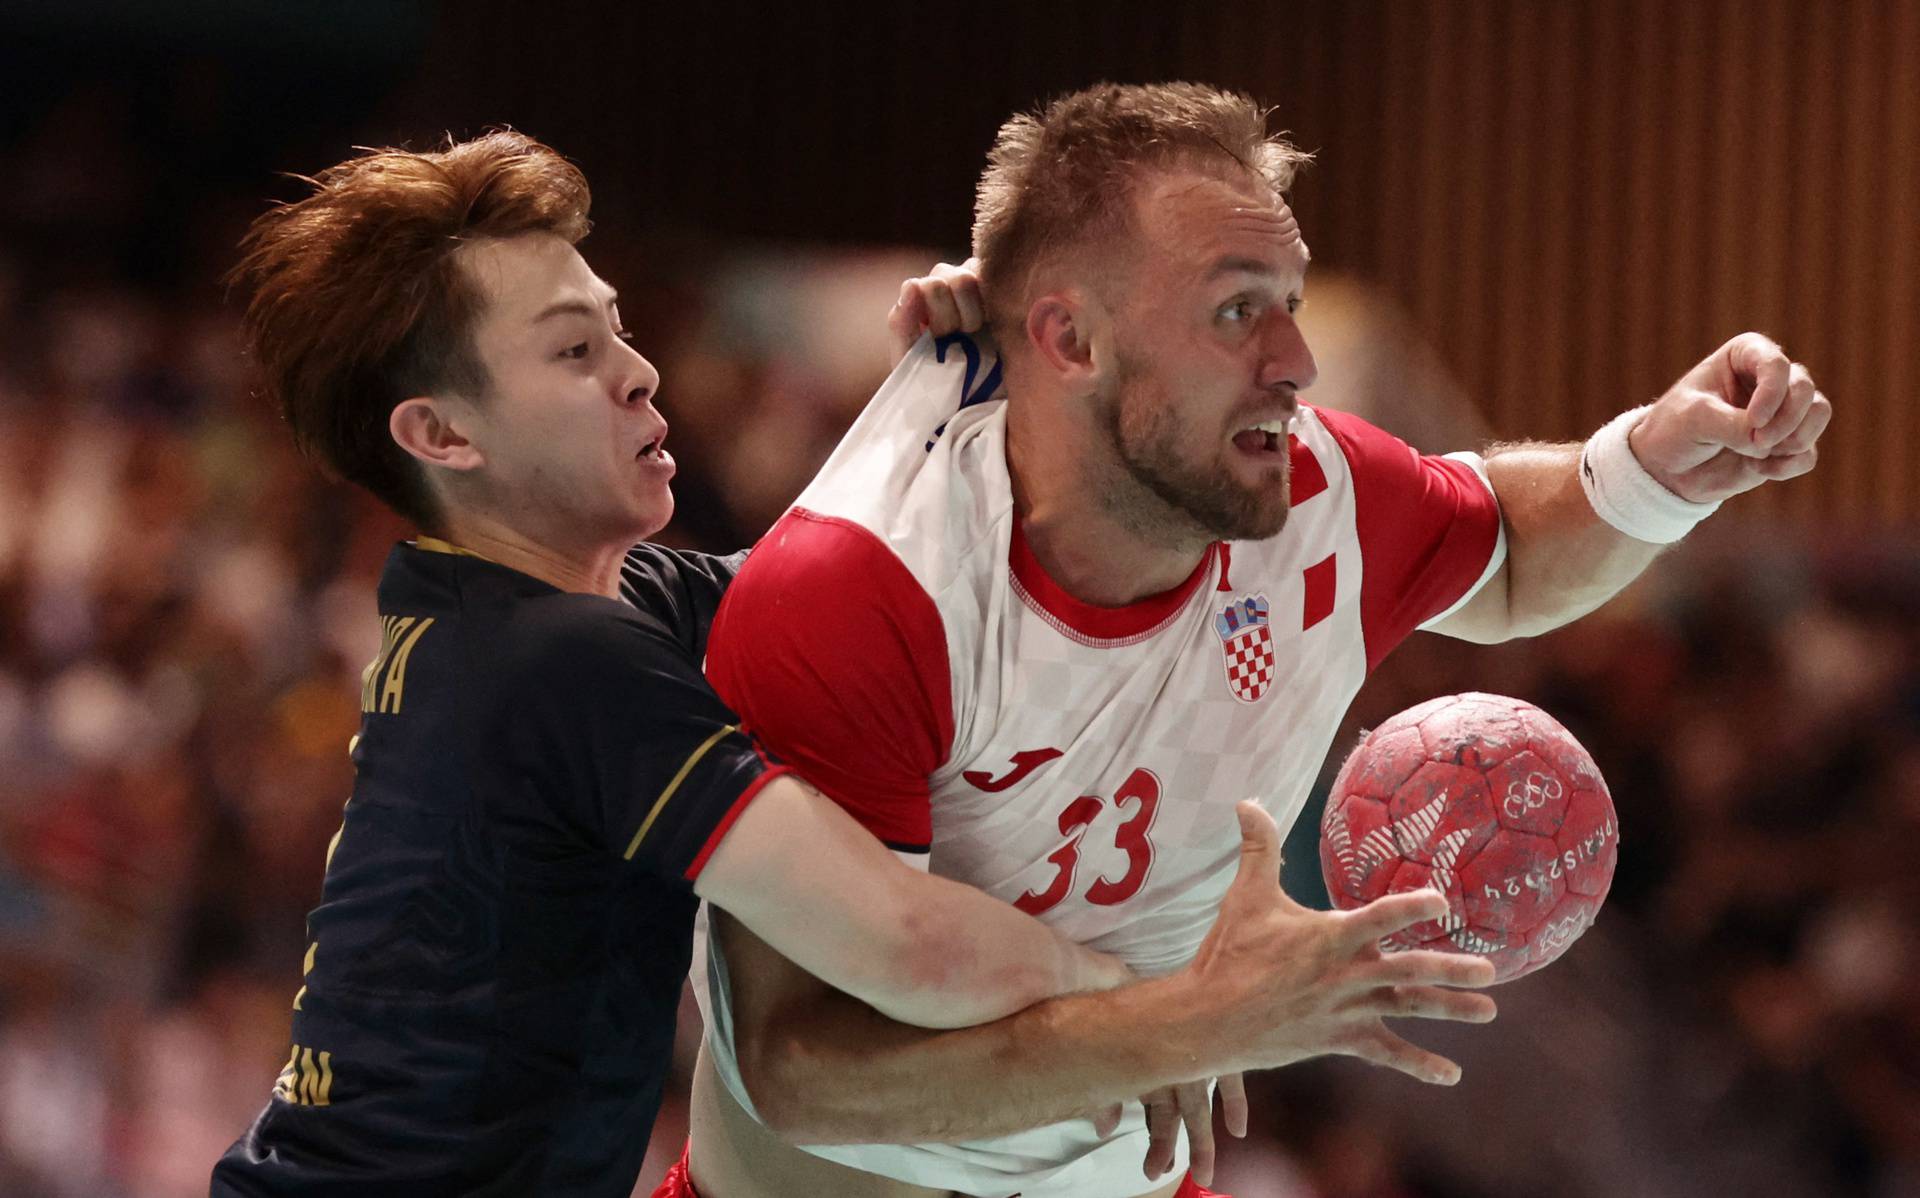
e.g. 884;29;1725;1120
1318;693;1619;983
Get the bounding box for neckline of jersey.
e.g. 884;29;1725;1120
396;539;564;599
1008;519;1217;643
413;536;494;562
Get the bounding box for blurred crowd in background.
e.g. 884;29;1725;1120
4;8;1919;1198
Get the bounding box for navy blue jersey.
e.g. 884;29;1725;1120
213;541;784;1196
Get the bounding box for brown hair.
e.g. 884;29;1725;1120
229;130;592;529
972;82;1311;328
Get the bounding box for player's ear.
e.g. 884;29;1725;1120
390;396;485;472
1025;291;1098;385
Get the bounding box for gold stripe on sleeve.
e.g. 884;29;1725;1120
623;723;740;861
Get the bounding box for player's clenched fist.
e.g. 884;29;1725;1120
1630;332;1832;501
1176;801;1498;1085
888;257;986;366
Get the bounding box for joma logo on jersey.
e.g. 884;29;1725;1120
1215;594;1275;703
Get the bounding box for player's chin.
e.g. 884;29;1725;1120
625;483;675;542
1229;499;1290;541
1216;477;1291;541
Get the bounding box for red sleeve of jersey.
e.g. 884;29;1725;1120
704;507;953;851
1314;406;1502;673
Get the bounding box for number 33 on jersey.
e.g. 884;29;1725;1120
707;332;1506;978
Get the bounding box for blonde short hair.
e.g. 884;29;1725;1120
971;82;1310;328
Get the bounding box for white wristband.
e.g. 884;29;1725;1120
1579;406;1721;544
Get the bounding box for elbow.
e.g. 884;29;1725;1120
889;900;975;994
736;1030;870;1145
734;1026;814;1140
881;889;1054;1024
1495;610;1558;641
1508;617;1566;641
1500;588;1616;640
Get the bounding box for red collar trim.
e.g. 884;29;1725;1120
1009;520;1217;643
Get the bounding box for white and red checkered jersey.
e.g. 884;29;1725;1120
695;332;1505;1198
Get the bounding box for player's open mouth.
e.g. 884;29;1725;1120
635;436;675;476
1231;418;1289;457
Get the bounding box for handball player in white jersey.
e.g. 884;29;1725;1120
687;84;1833;1198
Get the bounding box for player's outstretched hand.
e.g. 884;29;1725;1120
888;258;984;366
1181;801;1498;1086
1632;333;1832;501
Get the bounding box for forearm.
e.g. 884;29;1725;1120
736;802;1503;1144
749;971;1216;1144
867;869;1132;1026
698;776;1130;1029
1468;333;1831;640
1475;442;1664;638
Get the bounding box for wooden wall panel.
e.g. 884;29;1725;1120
405;0;1920;527
1296;0;1919;527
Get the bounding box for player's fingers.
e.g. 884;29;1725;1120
1218;1071;1249;1138
951;276;985;331
1343;1025;1464;1086
1349;983;1499;1024
1141;1089;1181;1180
887;284;929;361
1223;800;1289;905
932;262;986;331
1177;1081;1215;1186
932;256;981;286
1725;332;1791;430
1337;887;1451;951
1357;946;1498;991
912;278;965;339
1755;362;1816;450
1674;390;1767;458
1770;391;1831;456
1089;1102;1124;1138
1756;446;1818;481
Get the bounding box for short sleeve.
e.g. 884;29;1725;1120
495;604;791;884
619;544;750;657
1313;406;1506;671
704;508;953;853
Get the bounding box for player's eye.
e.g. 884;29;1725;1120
1218;299;1256;325
560;341;591;361
616;329;635;345
1286;296;1305;316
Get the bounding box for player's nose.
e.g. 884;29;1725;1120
618;346;661;407
1258;314;1317;394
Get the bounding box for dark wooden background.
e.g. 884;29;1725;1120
382;1;1918;527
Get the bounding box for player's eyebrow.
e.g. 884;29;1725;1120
1206;255;1279;280
1205;244;1311;282
532;288;619;325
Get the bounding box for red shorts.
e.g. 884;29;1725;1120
649;1144;700;1198
647;1143;1230;1198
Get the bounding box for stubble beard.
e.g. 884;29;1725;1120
1093;353;1292;545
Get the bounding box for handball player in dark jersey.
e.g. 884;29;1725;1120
207;132;1133;1196
210;132;1495;1197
